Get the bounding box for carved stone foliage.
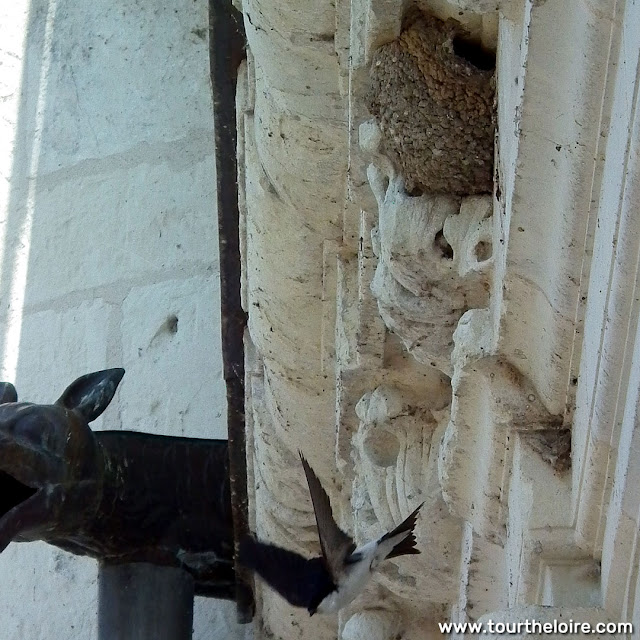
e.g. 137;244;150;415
350;386;461;609
365;152;492;375
353;386;432;527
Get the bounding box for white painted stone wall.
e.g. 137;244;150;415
0;0;243;638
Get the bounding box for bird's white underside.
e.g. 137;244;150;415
316;530;411;613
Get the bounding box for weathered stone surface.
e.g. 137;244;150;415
10;300;114;425
241;0;640;636
439;356;567;542
121;275;226;439
0;542;98;639
368;160;492;373
352;390;461;606
20;0;213;176
14;147;218;309
239;3;347;634
0;4;29;195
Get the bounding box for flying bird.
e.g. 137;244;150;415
239;452;423;615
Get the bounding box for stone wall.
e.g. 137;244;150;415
0;0;243;638
4;0;639;637
239;0;640;638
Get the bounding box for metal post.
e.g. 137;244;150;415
209;0;254;624
98;563;195;640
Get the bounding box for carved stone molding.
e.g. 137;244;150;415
239;0;640;635
366;153;493;374
351;386;461;611
439;357;567;543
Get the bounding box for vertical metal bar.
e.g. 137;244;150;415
98;563;194;640
209;0;253;624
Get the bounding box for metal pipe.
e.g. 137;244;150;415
98;563;194;640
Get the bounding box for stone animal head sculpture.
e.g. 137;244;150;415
0;369;235;598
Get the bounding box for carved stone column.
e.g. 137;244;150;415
239;0;640;636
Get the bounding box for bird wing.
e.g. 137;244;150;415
299;452;355;581
238;536;332;609
376;502;423;563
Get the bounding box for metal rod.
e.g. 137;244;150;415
209;0;254;624
98;563;195;640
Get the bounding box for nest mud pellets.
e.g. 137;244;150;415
367;11;495;196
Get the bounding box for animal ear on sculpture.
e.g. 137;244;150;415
0;383;17;405
55;368;125;423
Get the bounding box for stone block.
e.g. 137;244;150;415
17;149;217;308
22;0;213;175
120;275;227;439
0;542;98;640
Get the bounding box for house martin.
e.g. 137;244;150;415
239;452;422;615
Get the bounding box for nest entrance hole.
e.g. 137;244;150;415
452;36;496;71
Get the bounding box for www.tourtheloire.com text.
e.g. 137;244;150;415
438;619;633;635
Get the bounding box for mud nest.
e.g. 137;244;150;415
367;11;495;196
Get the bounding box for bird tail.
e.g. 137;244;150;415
380;503;423;559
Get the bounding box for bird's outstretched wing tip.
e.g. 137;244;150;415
297;451;356;578
299;452;322;490
404;502;425;526
299;450;313;471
